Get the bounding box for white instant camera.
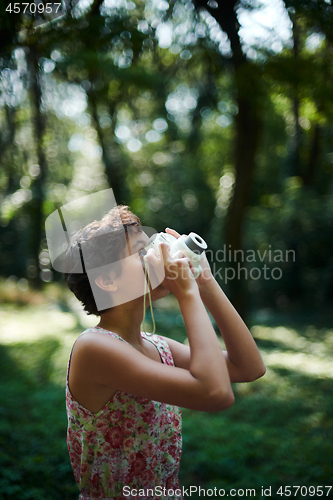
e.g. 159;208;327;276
142;232;207;278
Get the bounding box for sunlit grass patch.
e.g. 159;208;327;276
0;304;76;343
260;349;333;378
252;325;333;354
251;325;333;379
0;302;96;345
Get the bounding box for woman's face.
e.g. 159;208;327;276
110;229;169;305
92;228;169;310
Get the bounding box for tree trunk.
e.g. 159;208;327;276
225;91;261;315
26;46;47;288
88;89;129;205
304;123;320;186
2;106;17;194
193;0;262;317
291;16;301;178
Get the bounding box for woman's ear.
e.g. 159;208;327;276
94;274;118;292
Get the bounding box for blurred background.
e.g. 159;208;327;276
0;0;332;498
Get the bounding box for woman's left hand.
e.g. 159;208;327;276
165;227;213;287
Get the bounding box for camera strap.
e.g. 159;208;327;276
141;259;156;336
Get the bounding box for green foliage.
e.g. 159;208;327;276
244;174;333;313
0;0;333;314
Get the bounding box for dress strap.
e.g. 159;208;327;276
141;332;175;367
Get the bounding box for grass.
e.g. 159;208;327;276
0;287;332;499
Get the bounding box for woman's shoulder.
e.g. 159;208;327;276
74;326;126;346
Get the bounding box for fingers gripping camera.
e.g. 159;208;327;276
143;232;207;279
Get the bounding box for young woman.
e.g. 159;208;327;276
64;206;265;500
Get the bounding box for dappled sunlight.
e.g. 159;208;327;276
252;325;333;379
253;324;333;353
0;303;97;388
0;303;96;345
214;323;333;380
261;349;333;378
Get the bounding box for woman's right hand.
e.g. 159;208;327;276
145;242;198;300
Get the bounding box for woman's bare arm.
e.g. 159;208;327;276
164;228;266;383
197;277;266;382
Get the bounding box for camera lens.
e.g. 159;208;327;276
184;233;207;254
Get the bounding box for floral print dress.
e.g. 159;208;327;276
66;326;182;500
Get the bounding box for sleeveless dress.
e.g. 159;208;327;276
66;326;183;500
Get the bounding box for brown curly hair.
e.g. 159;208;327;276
63;205;141;316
